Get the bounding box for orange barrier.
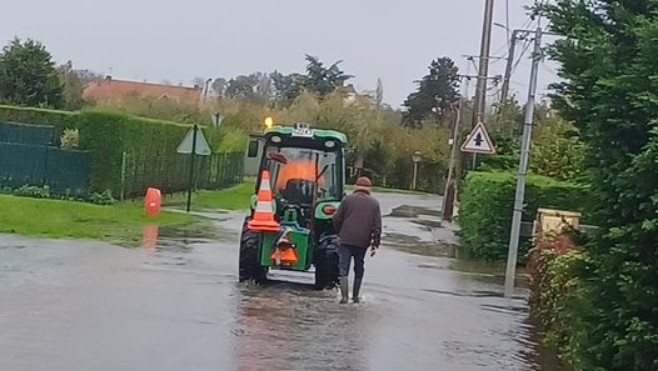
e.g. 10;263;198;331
248;171;281;232
144;187;161;216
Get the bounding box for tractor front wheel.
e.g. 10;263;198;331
314;235;339;290
239;218;267;284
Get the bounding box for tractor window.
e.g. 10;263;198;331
265;146;340;202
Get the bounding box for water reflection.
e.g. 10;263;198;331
233;279;375;371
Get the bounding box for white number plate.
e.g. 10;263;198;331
292;128;314;137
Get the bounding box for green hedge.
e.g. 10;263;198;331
458;171;589;261
0;105;243;198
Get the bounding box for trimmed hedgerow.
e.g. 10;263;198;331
457;171;590;261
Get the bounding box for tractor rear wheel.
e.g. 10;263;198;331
239;218;267;284
314;234;339;290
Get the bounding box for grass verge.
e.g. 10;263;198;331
161;182;254;211
0;194;196;245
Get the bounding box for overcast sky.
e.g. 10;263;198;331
1;0;558;108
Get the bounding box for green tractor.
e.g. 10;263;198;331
239;122;348;289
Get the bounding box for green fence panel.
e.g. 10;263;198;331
0;142;90;195
0;122;55;146
45;147;91;196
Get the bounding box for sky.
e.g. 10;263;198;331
0;0;559;108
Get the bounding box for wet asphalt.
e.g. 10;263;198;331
0;193;564;371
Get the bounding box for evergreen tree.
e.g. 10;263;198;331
542;1;658;369
402;57;460;128
0;38;64;108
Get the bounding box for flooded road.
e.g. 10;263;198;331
0;193;563;371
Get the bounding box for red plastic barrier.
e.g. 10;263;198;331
144;187;161;216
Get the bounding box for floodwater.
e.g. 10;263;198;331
0;193;566;371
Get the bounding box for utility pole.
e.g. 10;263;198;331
497;30;521;135
504;27;543;298
472;0;495;129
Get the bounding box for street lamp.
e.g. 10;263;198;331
412;151;422;191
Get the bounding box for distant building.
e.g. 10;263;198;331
82;76;203;106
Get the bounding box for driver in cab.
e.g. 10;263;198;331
272;151;324;197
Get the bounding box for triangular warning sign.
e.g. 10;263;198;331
177;126;212;156
460;122;496;155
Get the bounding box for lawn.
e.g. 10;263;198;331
161;182;255;211
0;194;196;245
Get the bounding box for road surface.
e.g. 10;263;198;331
0;192;564;371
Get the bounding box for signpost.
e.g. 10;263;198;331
177;124;212;212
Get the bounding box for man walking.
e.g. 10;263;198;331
332;177;382;304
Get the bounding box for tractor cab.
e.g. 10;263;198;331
254;123;346;228
240;122;348;289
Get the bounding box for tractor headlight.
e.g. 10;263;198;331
325;140;335;149
271;136;282;144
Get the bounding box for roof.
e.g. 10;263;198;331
266;125;348;144
82;77;202;105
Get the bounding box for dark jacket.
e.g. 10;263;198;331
332;189;382;248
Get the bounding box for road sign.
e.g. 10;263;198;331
460;122;496;154
177;125;211;156
211;112;224;128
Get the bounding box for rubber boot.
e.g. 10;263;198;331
339;277;349;304
352;277;363;303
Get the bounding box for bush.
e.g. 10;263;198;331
88;190;116;205
12;184;51;198
59;127;79;149
458;171;589;261
528;236;585;367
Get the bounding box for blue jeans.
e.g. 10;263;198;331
338;245;367;279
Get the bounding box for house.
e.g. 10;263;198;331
82;76;203;106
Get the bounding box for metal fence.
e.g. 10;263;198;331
120;151;244;199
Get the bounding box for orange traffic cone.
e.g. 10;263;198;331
248;170;281;232
271;234;299;265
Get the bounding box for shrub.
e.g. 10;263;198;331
59;127;79;149
528;235;585;367
12;184;50;198
458;171;589;261
88;190;116;205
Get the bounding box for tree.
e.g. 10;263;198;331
541;1;658;369
211;77;228;97
225;75;258;99
302;55;353;96
530;119;586;181
57;60;100;110
402;57;460;128
0;38;64;108
270;71;305;103
375;78;384;109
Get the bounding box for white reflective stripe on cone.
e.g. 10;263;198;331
259;177;271;191
255;201;273;213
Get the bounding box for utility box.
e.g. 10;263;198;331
533;208;582;237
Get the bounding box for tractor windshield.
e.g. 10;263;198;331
265;146;340;203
